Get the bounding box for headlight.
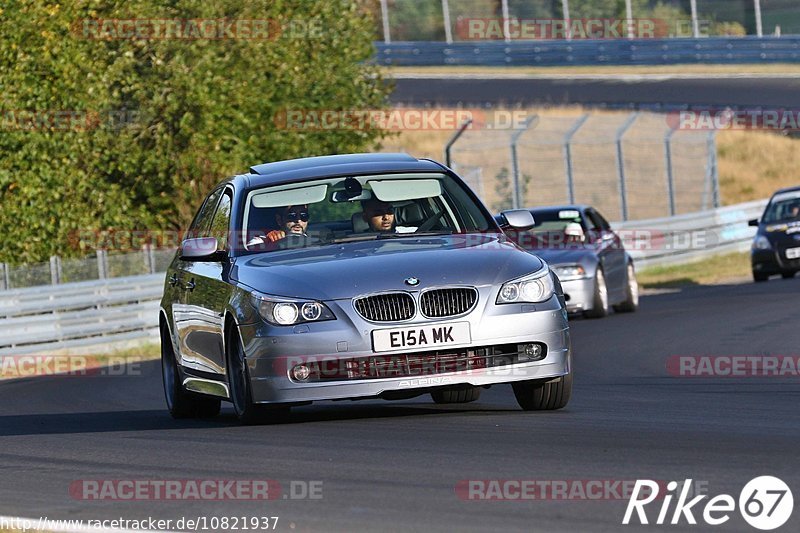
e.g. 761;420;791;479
752;236;772;250
766;224;788;233
552;264;587;281
251;294;335;326
497;269;555;304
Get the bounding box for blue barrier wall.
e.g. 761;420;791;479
375;37;800;66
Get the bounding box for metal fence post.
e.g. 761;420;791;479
50;255;61;285
444;119;473;168
707;130;720;208
442;0;453;44
664;127;677;217
615;113;639;221
563;114;590;204
1;262;8;290
96;249;107;280
510;115;539;209
379;0;391;43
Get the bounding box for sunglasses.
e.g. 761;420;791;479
284;210;309;222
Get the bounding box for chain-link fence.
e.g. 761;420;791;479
0;247;176;291
449;111;718;221
376;0;791;42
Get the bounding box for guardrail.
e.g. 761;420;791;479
375;37;800;66
613;199;766;269
0;199;767;353
0;274;163;356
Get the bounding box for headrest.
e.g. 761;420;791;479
351;212;370;233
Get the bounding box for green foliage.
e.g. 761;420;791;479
0;0;390;264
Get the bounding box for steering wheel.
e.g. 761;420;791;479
277;233;309;250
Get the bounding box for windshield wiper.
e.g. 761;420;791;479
376;231;453;239
332;234;379;244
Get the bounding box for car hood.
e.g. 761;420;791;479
526;246;597;266
231;234;543;300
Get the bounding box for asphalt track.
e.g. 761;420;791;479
1;278;799;532
390;75;800;109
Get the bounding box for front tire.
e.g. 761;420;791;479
512;373;572;411
781;271;795;279
431;387;481;404
584;267;609;319
613;263;639;313
161;325;220;419
753;271;769;282
227;328;290;425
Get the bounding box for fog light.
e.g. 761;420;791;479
518;343;543;361
292;364;311;381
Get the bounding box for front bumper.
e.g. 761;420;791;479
752;248;800;274
239;294;570;404
559;277;595;313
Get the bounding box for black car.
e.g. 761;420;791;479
749;186;800;282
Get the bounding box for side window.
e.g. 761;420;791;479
188;188;223;239
208;191;232;250
594;210;612;231
584;210;605;241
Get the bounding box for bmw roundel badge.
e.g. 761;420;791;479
404;277;420;286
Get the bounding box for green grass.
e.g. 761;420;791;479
638;252;750;288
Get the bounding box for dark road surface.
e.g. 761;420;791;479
391;76;800;109
1;279;799;532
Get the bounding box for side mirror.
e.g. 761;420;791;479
181;237;226;261
498;210;535;231
748;218;760;227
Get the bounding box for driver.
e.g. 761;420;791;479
248;204;309;247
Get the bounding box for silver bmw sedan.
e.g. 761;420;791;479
159;153;572;424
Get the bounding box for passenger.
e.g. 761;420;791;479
361;198;416;234
248;204;309;247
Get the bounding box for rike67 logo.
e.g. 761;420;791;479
623;477;793;530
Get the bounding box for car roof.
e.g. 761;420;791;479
226;153;446;190
772;185;800;197
528;205;590;214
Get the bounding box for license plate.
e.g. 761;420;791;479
786;247;800;260
372;322;471;353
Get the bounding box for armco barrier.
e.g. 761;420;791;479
613;199;766;269
375;37;800;66
0;199;767;353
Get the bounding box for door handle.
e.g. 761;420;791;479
168;273;179;286
184;279;196;291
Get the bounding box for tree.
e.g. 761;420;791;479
0;0;390;263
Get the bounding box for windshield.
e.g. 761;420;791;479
506;209;587;248
763;192;800;224
239;172;493;253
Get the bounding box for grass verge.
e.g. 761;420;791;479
637;252;751;289
0;341;160;380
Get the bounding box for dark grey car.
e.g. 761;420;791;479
160;153;572;424
502;205;638;318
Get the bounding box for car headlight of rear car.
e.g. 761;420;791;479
752;235;772;250
497;269;555;304
251;294;335;326
552;264;587;281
